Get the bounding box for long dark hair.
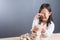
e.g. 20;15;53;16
38;3;53;26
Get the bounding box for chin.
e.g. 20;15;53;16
42;19;47;22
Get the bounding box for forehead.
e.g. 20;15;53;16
41;8;49;13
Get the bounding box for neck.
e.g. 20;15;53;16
41;21;47;25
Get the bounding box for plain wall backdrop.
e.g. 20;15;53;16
0;0;60;38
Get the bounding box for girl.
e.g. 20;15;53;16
31;3;55;40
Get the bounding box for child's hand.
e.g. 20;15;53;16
34;25;40;31
34;13;44;20
34;25;42;31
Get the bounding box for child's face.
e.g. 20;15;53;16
40;8;51;22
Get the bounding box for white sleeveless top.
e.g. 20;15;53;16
32;19;55;36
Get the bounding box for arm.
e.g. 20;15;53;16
42;21;55;37
31;19;39;31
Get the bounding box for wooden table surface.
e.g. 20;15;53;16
0;33;60;40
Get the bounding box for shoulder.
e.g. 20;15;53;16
48;21;55;27
51;21;55;26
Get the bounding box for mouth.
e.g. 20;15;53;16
39;17;47;22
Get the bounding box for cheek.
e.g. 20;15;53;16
45;13;49;19
46;15;50;20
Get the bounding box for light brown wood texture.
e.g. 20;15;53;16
0;33;60;40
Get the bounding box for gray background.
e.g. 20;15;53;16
0;0;60;38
